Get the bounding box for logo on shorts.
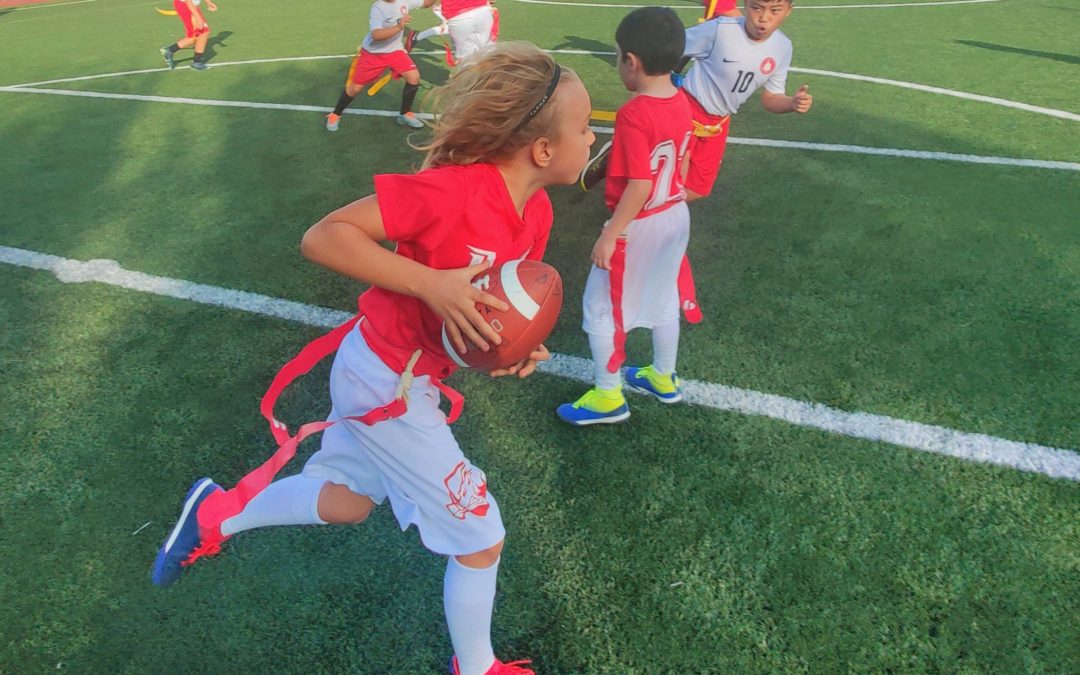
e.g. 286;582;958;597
682;300;697;311
443;461;490;519
760;57;776;75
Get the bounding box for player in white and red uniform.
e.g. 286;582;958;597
557;7;694;426
681;0;813;199
441;0;497;62
151;44;594;675
326;0;437;132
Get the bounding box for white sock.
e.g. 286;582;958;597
219;474;327;536
444;556;498;675
652;317;680;376
588;332;622;391
416;25;448;41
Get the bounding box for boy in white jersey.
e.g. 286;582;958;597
680;0;812;200
326;0;437;132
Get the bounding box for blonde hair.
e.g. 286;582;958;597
418;42;579;170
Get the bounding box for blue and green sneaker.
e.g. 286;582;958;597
556;387;630;426
625;365;683;403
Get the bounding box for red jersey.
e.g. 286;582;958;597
604;91;694;219
359;163;553;379
704;0;737;18
441;0;488;19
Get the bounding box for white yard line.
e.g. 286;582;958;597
2;245;1078;482
2;85;1075;171
5;52;1076;124
507;0;1004;9
791;67;1080;123
4;0;100;10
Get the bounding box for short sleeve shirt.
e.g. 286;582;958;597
441;0;489;19
604;91;694;219
683;17;793;117
364;0;424;54
358;163;553;376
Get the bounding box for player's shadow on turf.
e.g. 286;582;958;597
201;30;234;64
955;39;1080;65
552;36;616;66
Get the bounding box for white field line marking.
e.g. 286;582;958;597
507;0;1003;9
2;245;1078;482
5;52;1077;124
791;67;1080;123
6;0;100;10
3;85;1076;171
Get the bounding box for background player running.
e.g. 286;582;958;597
327;0;437;132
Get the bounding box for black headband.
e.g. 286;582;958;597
512;64;562;133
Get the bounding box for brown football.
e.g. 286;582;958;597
441;260;563;371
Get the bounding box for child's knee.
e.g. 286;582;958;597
346;83;361;97
403;71;421;86
455;539;504;569
316;482;375;524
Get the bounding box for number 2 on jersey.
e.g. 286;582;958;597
645;132;693;211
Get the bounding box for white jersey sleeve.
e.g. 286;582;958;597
683;19;718;61
364;0;418;53
763;48;792;95
683;18;794;117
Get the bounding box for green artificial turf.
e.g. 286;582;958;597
2;0;1078;672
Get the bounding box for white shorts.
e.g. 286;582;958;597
582;202;690;337
302;325;505;556
447;4;494;61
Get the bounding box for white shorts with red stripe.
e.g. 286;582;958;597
447;4;495;61
582;202;690;337
302;325;505;556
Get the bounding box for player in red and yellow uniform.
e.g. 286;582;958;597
558;7;694;426
152;43;596;675
702;0;741;21
159;0;218;71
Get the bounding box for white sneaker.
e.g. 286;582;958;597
396;112;424;129
326;113;341;131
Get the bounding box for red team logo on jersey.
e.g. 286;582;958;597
444;461;491;519
760;57;776;75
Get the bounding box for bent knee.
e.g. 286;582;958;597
456;539;504;569
317;482;375;524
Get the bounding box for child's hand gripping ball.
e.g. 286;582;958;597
441;260;563;372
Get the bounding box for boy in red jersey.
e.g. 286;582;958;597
326;0;437;132
159;0;218;71
557;7;694;425
152;43;595;675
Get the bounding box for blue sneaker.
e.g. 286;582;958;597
190;61;208;71
151;477;223;587
556;387;630;426
625;365;683;403
160;46;175;70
